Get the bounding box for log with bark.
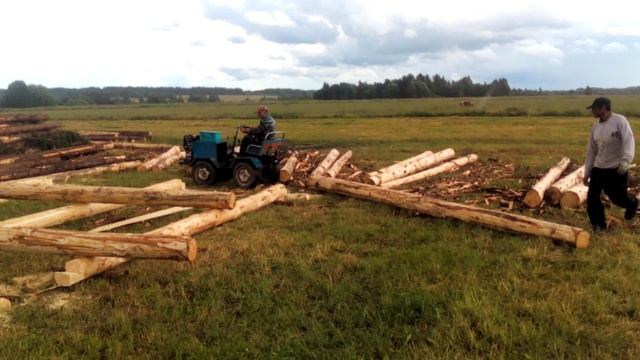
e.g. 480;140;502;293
0;227;196;261
523;157;571;208
89;206;192;233
365;149;455;185
0;143;113;166
326;150;352;178
0;123;60;136
279;155;298;183
0;179;185;228
0;154;129;181
382;154;479;188
545;166;585;205
58;184;288;286
309;176;590;248
0;182;236;209
104;142;173;152
559;184;588;209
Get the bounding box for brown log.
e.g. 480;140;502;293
0;123;59;136
0;182;235;209
0;143;113;166
366;150;434;182
0;179;185;228
279;155;298;183
0;297;10;309
309;149;340;178
545;166;585;205
0;227;196;261
138;146;181;171
310;176;590;248
1;161;142;186
107;142;173;151
366;149;455;185
0;155;128;181
326;150;352;178
89;206;192;233
59;184;288;286
382;154;479;188
559;184;588;209
0;136;22;144
523;157;571;208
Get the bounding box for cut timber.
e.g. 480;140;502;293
309;149;340;178
154;151;185;171
0;227;196;261
0;123;59;136
89;207;192;233
326;150;352;178
382;154;479;188
0;179;185;228
560;184;588;209
523;157;571;208
1;161;142;186
545;166;585;205
366;150;434;183
138;146;181;171
59;184;288;286
310;176;590;248
0;154;129;181
366;149;455;185
279;155;298;183
0;297;10;309
108;142;173;151
0;143;113;166
0;183;236;209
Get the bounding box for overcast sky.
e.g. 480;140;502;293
1;0;638;90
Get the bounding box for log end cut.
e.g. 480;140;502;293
559;192;581;209
575;231;590;249
187;238;198;263
545;187;562;205
523;190;542;208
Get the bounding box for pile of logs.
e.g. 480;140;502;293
523;158;588;209
0;114;59;144
79;130;152;142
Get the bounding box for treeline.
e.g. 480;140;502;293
313;75;511;100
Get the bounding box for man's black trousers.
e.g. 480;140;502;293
587;167;637;227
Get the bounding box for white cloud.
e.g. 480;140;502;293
514;40;564;58
603;42;627;53
245;10;296;27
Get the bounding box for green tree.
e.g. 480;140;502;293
2;80;55;107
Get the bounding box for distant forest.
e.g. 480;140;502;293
1;75;640;108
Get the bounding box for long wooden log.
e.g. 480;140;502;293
368;149;434;179
0;227;196;261
0;143;113;166
154;151;185;171
310;176;590;248
365;149;455;185
59;185;288;286
326;150;352;178
0;155;128;181
0;179;185;228
382;154;479;188
523;157;571;208
545;166;585;205
309;149;340;178
0;123;59;136
107;142;173;151
0;182;235;209
89;207;192;233
1;161;142;186
138;146;181;171
279;155;298;183
559;184;589;209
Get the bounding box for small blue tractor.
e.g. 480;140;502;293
182;127;286;188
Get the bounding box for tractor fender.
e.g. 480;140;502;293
235;157;263;169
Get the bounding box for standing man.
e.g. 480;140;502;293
583;96;638;231
239;104;276;154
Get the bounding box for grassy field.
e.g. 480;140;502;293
1;97;640;358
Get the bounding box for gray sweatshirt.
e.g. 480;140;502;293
584;112;635;179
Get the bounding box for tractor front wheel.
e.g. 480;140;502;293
192;161;216;186
233;162;257;189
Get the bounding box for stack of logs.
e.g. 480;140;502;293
523;158;589;209
0;114;59;144
79;130;152;143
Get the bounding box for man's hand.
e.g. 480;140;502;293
617;160;630;175
240;125;250;134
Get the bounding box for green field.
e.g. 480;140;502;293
1;97;640;358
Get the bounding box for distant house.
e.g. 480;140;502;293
176;94;191;103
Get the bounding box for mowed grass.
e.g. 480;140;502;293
1;100;640;358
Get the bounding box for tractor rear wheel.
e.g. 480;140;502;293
233;162;257;189
192;161;216;186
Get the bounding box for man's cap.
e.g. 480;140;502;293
586;97;611;109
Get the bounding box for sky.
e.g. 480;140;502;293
0;0;639;91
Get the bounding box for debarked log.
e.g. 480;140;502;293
523;157;571;208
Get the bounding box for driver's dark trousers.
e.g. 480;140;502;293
587;167;637;228
240;135;259;154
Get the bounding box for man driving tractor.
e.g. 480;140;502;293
240;104;276;154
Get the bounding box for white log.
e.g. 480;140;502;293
279;155;298;183
523;157;571;208
0;179;185;228
382;154;479;188
309;149;340;178
138;146;181;171
0;297;11;309
366;149;455;185
154;151;186;171
560;184;589;209
545;166;585;205
368;149;434;178
59;185;288;286
89;207;192;233
326;150;352;178
0;182;235;209
310;176;590;248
